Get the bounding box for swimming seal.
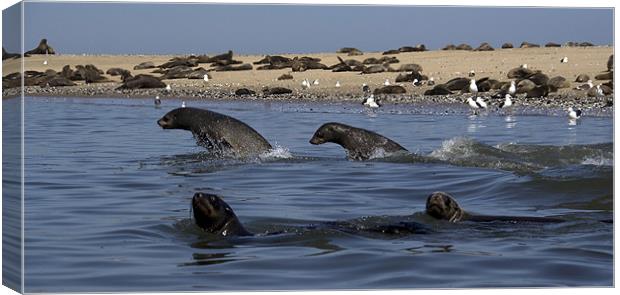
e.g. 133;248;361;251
191;192;429;237
157;107;273;156
192;192;252;236
309;122;408;160
425;192;564;223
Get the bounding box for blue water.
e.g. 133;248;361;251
11;97;613;292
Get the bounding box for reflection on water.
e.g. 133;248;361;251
20;97;612;292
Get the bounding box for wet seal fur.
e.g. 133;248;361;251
192;192;252;236
191;192;429;237
158;107;272;156
425;191;564;223
309;122;408;160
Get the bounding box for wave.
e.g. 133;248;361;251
426;137;613;176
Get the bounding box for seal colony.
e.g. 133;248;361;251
3;39;613;112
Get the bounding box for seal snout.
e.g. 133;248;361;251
309;135;324;145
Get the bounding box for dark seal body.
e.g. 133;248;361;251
158;107;272;156
192;192;252;236
425;192;564;223
309;122;408;160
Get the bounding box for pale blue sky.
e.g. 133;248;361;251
3;2;614;54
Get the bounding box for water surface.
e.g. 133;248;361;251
18;97;612;292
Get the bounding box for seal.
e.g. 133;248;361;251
190;192;430;237
25;38;55;55
157;107;273;156
192;192;252;236
309;122;408;160
425;192;564;223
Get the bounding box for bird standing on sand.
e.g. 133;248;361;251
165;84;172;91
469;78;478;96
568;107;582;120
313;79;319;86
154;95;161;106
362;83;370;94
384;79;390;86
561;56;568;63
499;94;513;110
181;101;186;108
301;79;310;89
521;64;528;69
508;80;516;96
203;74;209;82
363;94;380;108
412;79;422;87
595;84;604;98
335;81;341;88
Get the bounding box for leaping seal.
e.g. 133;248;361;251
157;107;273;156
309;122;408;160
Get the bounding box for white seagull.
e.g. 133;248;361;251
313;79;320;86
595;84;604;98
475;96;488;109
181;101;186;108
561;56;568;63
521;64;528;69
466;97;480;114
499;94;513;110
568;107;582;120
165;84;172;91
469;78;478;95
335;81;341;88
154;95;161;106
301;79;310;89
203;74;209;82
384;79;390;86
363;94;380;108
508;80;516;96
412;79;422;87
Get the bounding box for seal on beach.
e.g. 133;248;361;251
25;39;55;55
157;107;273;156
425;192;564;223
309;122;408;160
2;47;22;60
192;192;252;236
116;74;166;89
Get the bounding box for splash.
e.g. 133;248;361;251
259;144;293;160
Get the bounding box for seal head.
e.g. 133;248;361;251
309;122;408;160
191;192;252;236
425;191;464;222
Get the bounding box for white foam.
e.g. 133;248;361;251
429;137;475;161
259;144;293;160
581;156;613;166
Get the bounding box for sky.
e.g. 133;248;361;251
2;2;615;55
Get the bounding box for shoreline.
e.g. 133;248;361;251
3;47;613;115
3;84;613;117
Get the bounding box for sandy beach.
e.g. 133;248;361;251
2;46;614;112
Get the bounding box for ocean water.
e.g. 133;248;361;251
7;97;613;292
